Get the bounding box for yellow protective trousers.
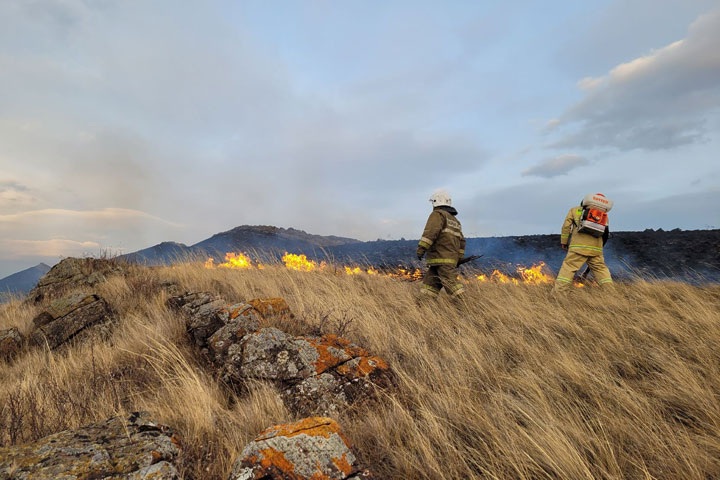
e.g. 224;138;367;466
421;265;465;297
553;250;613;293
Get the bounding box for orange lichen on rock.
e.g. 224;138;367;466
258;417;342;441
332;453;355;477
305;334;368;375
248;298;292;318
229;417;364;480
257;448;297;475
222;303;254;320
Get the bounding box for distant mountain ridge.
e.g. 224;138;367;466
120;225;720;282
120;225;360;264
0;263;51;301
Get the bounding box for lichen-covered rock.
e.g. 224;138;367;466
0;327;23;362
0;411;181;479
29;293;115;349
247;298;292;319
27;257;127;304
170;292;391;415
229;417;371;480
222;329;392;416
167;292;260;352
207;309;261;364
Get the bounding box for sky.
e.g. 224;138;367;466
1;0;719;276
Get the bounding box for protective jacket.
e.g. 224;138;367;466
560;206;609;257
417;206;466;265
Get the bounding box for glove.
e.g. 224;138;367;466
561;243;568;251
416;247;426;260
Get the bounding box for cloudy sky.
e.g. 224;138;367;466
1;0;719;276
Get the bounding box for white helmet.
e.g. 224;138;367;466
429;190;452;208
581;193;614;212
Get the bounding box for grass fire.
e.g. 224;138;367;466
203;252;568;286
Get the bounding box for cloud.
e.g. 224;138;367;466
0;208;183;268
0;207;180;226
522;154;590;178
550;8;720;151
0;179;37;211
0;239;101;259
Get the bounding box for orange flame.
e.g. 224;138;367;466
282;253;324;272
219;252;253;269
516;262;553;284
490;270;520;285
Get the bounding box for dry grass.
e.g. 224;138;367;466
1;262;720;479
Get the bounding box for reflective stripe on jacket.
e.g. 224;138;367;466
561;207;606;257
418;207;465;265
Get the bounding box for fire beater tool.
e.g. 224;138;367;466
458;254;484;266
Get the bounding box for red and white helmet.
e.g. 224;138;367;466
581;193;614;212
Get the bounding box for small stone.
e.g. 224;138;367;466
229;417;366;480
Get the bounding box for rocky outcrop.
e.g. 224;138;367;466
0;327;23;362
0;411;181;479
29;293;115;350
169;293;392;416
229;417;371;480
28;257;127;304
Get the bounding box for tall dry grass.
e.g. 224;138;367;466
1;262;720;479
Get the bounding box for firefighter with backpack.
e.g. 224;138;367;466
553;193;614;292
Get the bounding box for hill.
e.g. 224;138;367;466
1;259;719;478
120;225;360;264
0;263;51;300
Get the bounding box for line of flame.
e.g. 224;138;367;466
205;252;585;286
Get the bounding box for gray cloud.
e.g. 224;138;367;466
0;180;28;192
549;8;720;151
522;154;589;178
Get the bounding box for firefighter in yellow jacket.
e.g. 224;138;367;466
553;193;614;292
417;190;466;298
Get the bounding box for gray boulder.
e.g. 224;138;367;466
229;417;371;480
28;257;127;304
167;292;260;352
0;411;181;479
227;328;393;416
29;293;115;349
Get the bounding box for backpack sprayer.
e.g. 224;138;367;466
577;193;613;237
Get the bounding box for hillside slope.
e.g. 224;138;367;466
1;260;719;479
